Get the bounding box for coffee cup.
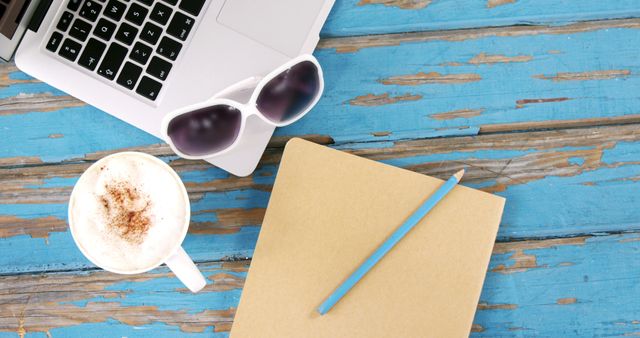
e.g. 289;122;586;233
68;152;206;292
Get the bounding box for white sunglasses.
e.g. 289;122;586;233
161;54;324;160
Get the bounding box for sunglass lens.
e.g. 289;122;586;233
256;60;320;123
167;105;242;156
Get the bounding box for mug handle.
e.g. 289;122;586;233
165;246;207;292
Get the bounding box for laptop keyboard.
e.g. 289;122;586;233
45;0;206;102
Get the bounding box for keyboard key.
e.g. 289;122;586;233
149;2;172;25
140;21;161;45
130;41;152;64
59;38;82;61
167;11;193;41
136;0;153;5
117;62;142;89
93;18;116;40
67;0;82;11
125;2;147;26
104;0;126;21
179;0;205;16
79;0;102;22
97;42;127;80
156;36;181;61
136;76;161;100
147;56;172;80
161;0;177;5
78;38;106;70
69;18;92;41
46;32;64;52
114;22;137;45
56;11;74;32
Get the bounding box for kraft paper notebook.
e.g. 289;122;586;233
230;138;505;338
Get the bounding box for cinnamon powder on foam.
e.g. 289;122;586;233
98;179;152;245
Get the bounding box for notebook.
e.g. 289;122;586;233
230;138;506;338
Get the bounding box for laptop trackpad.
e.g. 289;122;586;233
217;0;325;57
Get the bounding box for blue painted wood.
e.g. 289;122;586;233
3;123;640;273
0;189;266;273
4;22;640;161
323;0;640;37
2;234;640;337
373;133;640;239
0;261;245;336
1;2;640;336
295;25;640;141
4;19;640;273
474;234;640;336
46;322;229;338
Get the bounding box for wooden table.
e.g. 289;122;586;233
2;1;640;336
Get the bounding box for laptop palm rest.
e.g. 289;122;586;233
217;0;326;57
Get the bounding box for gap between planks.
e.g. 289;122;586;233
318;17;640;53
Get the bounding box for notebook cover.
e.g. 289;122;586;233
230;138;505;338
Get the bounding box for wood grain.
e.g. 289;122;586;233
4;18;640;168
3;123;640;274
0;261;248;336
2;233;640;336
318;18;640;52
379;71;482;85
467;52;533;65
2;1;640;336
534;69;631;81
356;0;432;10
323;0;640;36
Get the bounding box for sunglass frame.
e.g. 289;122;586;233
161;54;324;160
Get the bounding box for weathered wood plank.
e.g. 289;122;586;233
0;3;636;335
308;19;640;142
322;0;640;36
2;233;640;336
2;124;640;273
476;233;640;336
3;20;640;166
0;261;247;337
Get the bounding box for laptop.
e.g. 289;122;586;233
5;0;335;176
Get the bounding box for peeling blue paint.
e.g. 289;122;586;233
25;177;78;189
191;190;270;212
1;106;160;162
0;203;68;219
8;70;34;81
322;0;640;37
474;233;640;336
4;26;640;163
179;166;231;183
67;267;245;313
601;141;640;165
568;156;586;166
2;2;640;336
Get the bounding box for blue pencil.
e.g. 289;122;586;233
317;169;465;315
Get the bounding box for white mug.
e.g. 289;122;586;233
68;152;206;292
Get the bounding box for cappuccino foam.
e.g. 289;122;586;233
70;153;188;272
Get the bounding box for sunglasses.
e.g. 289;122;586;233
161;55;323;159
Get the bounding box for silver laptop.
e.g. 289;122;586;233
4;0;334;176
